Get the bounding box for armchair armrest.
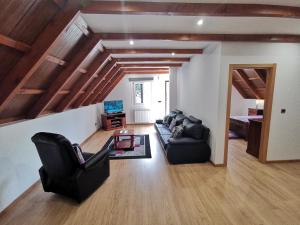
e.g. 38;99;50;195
82;148;109;170
156;119;163;124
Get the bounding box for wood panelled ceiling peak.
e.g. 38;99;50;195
1;0;300;125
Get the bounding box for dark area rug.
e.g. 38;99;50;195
105;135;151;160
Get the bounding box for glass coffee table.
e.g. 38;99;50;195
112;129;135;150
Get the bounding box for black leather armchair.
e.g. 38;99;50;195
31;132;110;202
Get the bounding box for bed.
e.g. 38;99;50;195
229;115;263;140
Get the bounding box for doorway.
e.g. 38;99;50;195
165;80;170;116
224;64;277;165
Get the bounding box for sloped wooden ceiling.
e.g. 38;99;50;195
1;0;300;125
232;69;266;99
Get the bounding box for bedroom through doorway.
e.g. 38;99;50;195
224;64;277;165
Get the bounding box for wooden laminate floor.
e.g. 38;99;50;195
1;125;300;225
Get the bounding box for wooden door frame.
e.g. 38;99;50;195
224;64;277;165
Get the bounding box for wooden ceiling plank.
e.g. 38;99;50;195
118;63;182;67
100;33;300;43
236;69;262;99
0;9;81;114
82;1;300;19
56;50;111;112
27;35;101;118
84;66;121;105
0;34;31;52
72;59;117;108
116;57;190;62
109;49;202;54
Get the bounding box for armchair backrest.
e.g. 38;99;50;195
32;132;79;179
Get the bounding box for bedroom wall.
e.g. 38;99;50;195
230;86;256;116
105;74;170;123
177;43;222;163
0;104;102;212
216;42;300;162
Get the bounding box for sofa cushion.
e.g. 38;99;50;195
187;116;202;124
161;134;171;148
175;114;186;125
158;126;172;135
169;118;177;131
163;115;172;126
171;124;184;138
182;118;203;140
171;109;183;114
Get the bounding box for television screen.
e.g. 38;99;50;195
104;100;123;114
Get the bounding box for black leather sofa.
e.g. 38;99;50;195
155;110;211;164
32;132;110;202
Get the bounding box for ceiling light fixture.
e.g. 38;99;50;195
197;19;204;26
171;52;175;56
129;40;134;45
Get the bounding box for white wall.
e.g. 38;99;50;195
177;43;222;163
105;74;170;123
216;42;300;162
230;86;256;116
176;42;300;164
0;104;102;212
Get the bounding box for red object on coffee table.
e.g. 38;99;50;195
112;129;135;150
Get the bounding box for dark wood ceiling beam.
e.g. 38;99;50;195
109;49;202;54
118;63;182;67
98;71;125;103
18;88;45;95
72;59;117;108
0;34;31;52
0;9;81;114
92;69;124;104
46;55;66;66
122;68;169;72
235;69;262;99
74;21;90;36
27;35;101;119
116;57;190;62
84;66;121;105
51;0;67;9
82;1;300;19
100;33;300;43
17;88;73;95
254;69;267;84
124;71;169;75
232;79;248;98
56;50;111;112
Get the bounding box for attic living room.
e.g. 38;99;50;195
0;0;300;225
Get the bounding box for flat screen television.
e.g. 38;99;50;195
104;100;123;114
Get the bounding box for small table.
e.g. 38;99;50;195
113;129;135;150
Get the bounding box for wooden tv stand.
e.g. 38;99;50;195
101;113;126;131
